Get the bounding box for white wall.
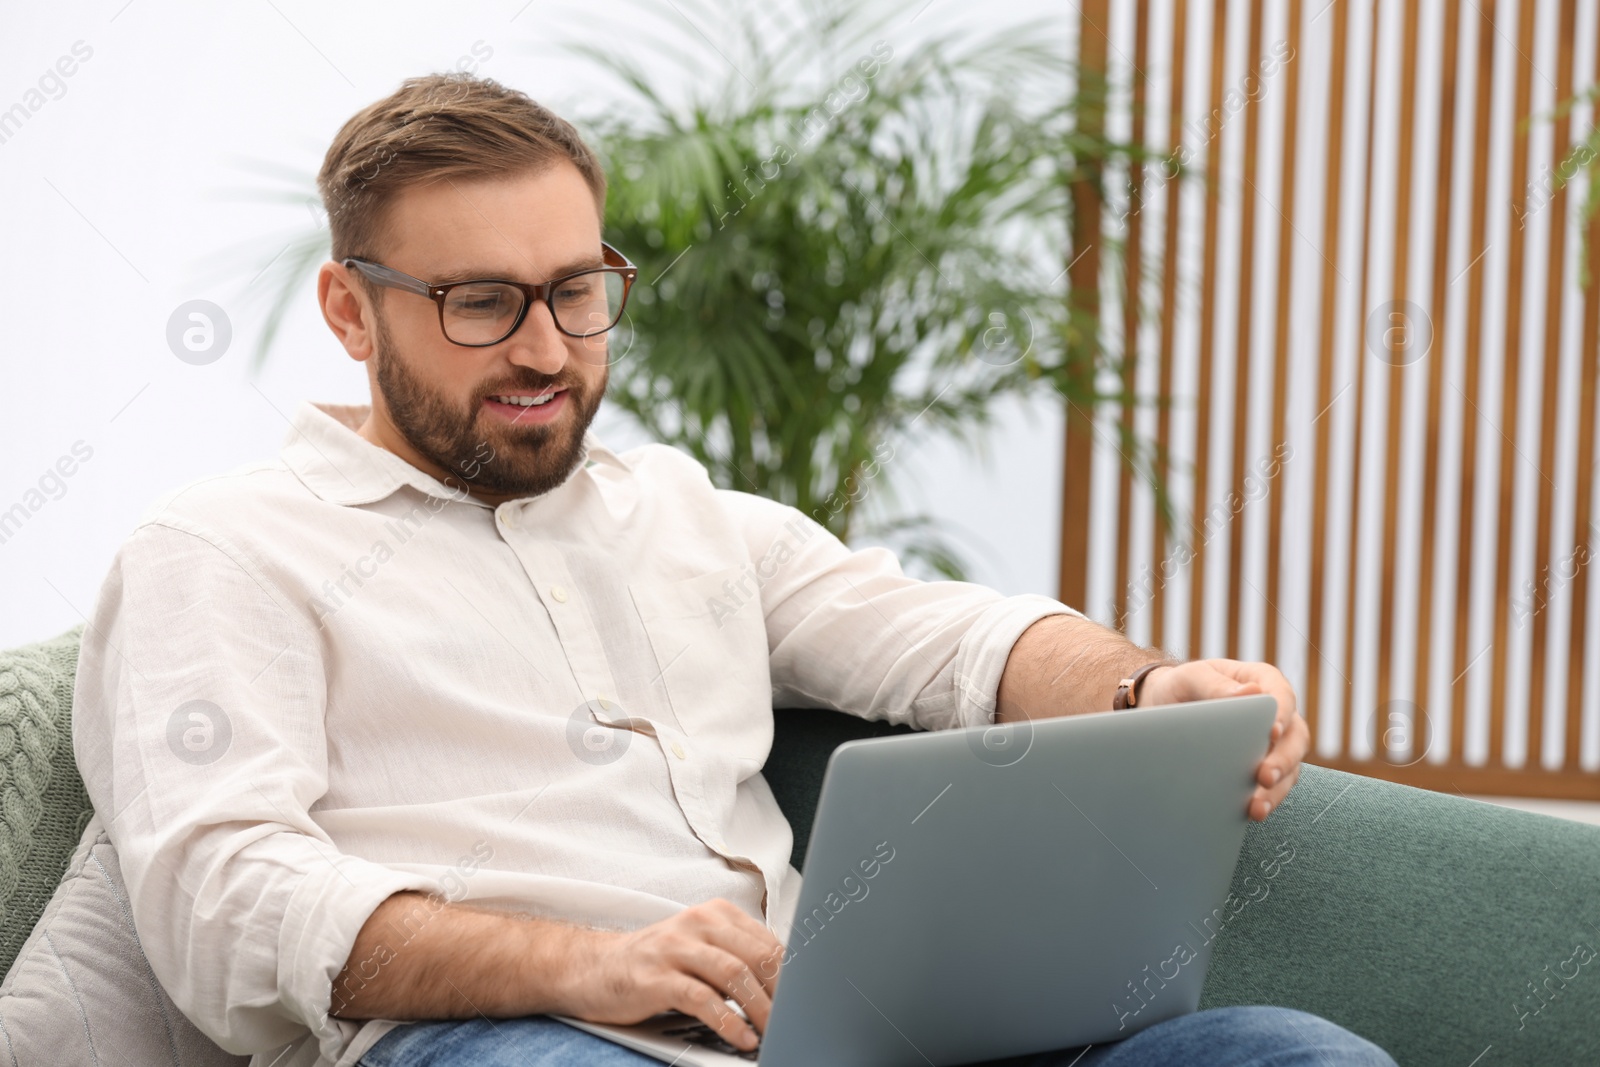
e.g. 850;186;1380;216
0;1;1072;651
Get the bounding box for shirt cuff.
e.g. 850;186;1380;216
951;594;1086;729
278;856;441;1064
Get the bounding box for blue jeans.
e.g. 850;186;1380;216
358;1006;1397;1066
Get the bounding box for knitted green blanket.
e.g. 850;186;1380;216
0;626;94;978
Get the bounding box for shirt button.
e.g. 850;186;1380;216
671;741;687;759
551;586;569;603
498;511;515;529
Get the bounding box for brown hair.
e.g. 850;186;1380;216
316;72;607;266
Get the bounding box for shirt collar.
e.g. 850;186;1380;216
280;400;629;507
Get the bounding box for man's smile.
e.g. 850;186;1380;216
483;388;568;424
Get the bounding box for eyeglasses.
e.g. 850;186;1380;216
343;243;639;347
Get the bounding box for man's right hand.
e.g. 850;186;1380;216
333;891;785;1054
558;899;786;1053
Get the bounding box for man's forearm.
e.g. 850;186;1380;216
331;890;586;1021
333;893;784;1051
994;613;1175;722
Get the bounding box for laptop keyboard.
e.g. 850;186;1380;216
660;1021;761;1061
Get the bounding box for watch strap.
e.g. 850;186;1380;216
1113;661;1170;711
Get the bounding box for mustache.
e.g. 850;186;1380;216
476;374;580;402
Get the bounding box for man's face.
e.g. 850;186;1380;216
352;163;612;501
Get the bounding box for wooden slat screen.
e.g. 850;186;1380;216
1066;0;1600;799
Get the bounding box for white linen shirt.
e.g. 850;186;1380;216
70;400;1080;1067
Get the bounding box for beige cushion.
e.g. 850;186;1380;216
0;814;247;1067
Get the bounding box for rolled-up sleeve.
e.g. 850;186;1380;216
71;516;437;1060
716;489;1084;731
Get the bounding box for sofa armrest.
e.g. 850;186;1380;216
1201;762;1600;1065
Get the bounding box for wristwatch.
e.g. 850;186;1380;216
1112;662;1170;711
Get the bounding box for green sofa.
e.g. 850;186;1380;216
4;627;1599;1064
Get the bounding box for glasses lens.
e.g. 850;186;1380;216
552;271;627;337
442;282;526;345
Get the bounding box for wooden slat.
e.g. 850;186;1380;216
1339;0;1383;757
1060;0;1112;613
1565;251;1599;769
1451;0;1498;768
1312;755;1600;801
1186;0;1231;659
1412;0;1464;766
1525;0;1579;772
1060;421;1096;613
1226;0;1267;657
1373;0;1423;760
1151;0;1190;651
1263;0;1305;667
1114;0;1152;633
1564;7;1600;774
1305;0;1357;750
1486;0;1541;768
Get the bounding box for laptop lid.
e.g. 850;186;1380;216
756;694;1278;1067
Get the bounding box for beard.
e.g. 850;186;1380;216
371;310;607;498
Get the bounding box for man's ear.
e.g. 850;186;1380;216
319;261;377;363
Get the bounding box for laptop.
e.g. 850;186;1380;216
557;694;1279;1066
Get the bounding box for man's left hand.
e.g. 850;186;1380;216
1138;659;1308;822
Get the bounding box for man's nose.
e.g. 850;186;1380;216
504;301;570;376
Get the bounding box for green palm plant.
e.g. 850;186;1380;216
222;0;1150;579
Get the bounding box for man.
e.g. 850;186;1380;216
73;73;1394;1067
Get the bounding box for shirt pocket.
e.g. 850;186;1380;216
629;566;774;753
